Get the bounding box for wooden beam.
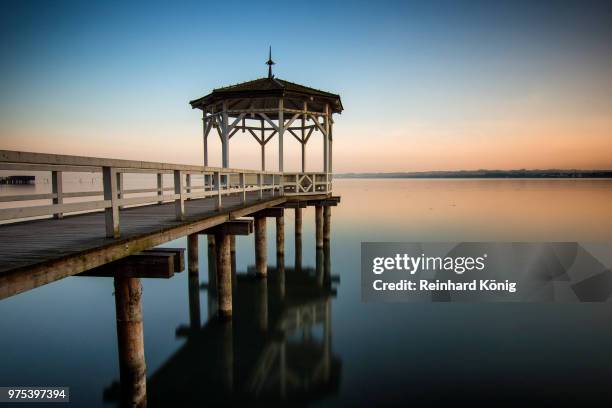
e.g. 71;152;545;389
148;247;185;272
252;207;284;218
78;252;176;278
275;201;307;208
203;219;253;235
257;112;279;132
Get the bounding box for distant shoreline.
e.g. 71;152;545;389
335;170;612;179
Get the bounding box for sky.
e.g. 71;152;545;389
0;0;610;172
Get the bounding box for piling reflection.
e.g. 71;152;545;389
148;252;339;406
104;209;339;407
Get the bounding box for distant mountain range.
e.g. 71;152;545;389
335;170;612;179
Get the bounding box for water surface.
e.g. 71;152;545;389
1;179;612;406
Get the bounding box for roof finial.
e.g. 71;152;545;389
266;46;275;79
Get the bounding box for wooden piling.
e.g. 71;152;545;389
230;235;237;287
323;205;331;242
315;205;323;249
316;248;324;287
187;234;200;328
276;213;284;264
295;207;302;271
255;215;267;278
114;275;147;408
207;235;217;289
215;232;232;319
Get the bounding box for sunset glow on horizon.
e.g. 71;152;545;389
1;1;610;172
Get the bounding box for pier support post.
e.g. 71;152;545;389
187;233;200;328
276;213;285;298
316;248;324;286
230;235;237;288
255;215;267;278
323;206;331;242
206;235;217;318
113;276;146;408
276;212;284;268
315;205;323;249
295;207;302;272
215;231;232;319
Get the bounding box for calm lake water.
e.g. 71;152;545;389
1;178;612;406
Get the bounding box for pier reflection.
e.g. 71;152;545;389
105;237;339;407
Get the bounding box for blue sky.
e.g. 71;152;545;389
1;0;610;171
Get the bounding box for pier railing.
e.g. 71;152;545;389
0;150;330;237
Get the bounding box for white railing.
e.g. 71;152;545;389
282;172;331;195
0;150;287;238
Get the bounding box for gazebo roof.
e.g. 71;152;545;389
189;77;343;113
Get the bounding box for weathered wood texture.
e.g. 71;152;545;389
255;216;267;277
114;275;147;408
0;191;284;300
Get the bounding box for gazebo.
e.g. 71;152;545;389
189;50;342;195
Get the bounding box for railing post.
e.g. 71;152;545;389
215;171;222;210
240;172;246;204
185;173;191;200
174;170;185;221
258;173;263;200
103;166;120;238
156;173;163;204
51;170;63;219
116;171;124;210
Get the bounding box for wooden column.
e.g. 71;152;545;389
323;206;331;242
187;234;200;328
324;240;331;285
156;173;163;204
316;248;324;287
174;170;184;221
329;119;333;178
215;232;232;318
206;235;217;318
255;215;267;277
261;143;265;171
203;112;209;166
323;104;329;174
278;98;284;171
114;275;146;408
276;213;284;270
295;207;302;272
222;102;229;168
51;170;63;219
315;205;323;249
103;166;119;238
116;172;124;210
301;101;307;173
230;235;237;288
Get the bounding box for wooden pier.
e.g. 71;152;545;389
0;55;343;407
0;149;339;300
